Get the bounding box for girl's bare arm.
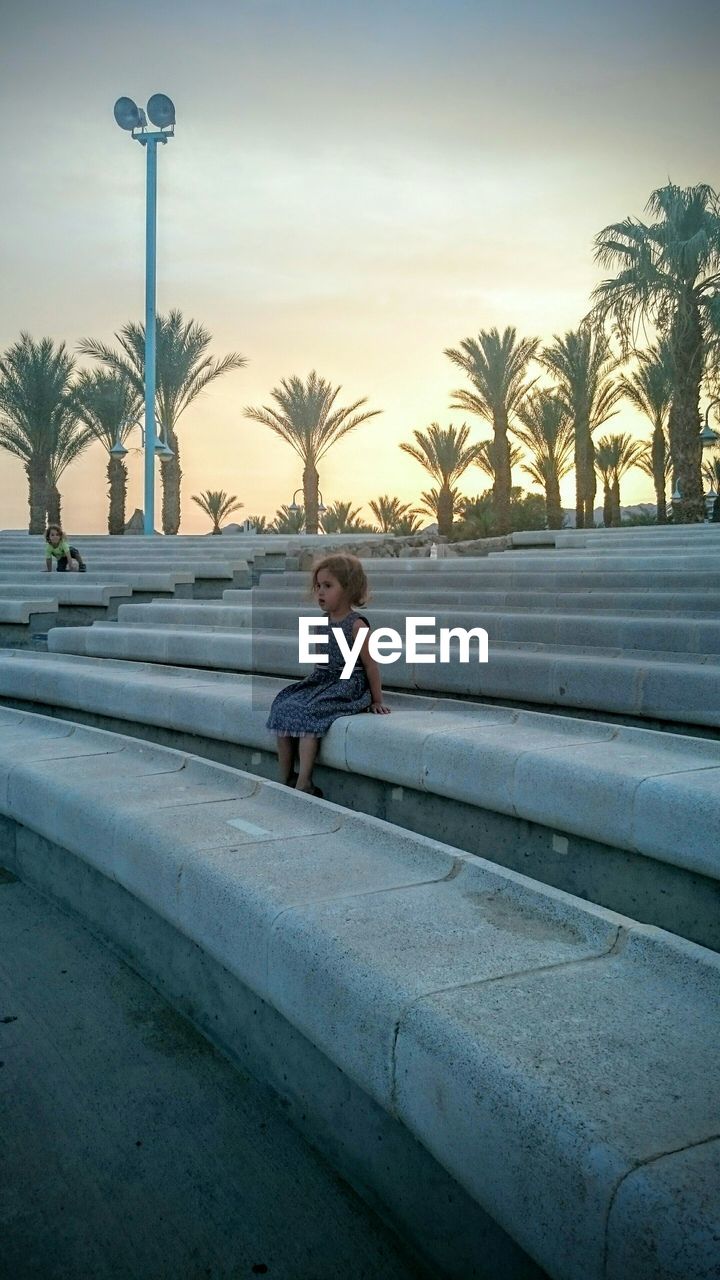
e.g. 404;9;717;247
353;620;391;714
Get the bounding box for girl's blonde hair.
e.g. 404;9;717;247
311;553;369;606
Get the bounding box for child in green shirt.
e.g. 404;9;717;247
44;524;85;572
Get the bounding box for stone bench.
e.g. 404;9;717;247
0;570;195;600
242;585;719;614
270;566;720;590
45;621;720;728
113;600;720;656
2;649;718;950
0;704;717;1280
24;564;251;598
0;598;58;644
489;549;720;565
555;528;720;547
0;582;133;624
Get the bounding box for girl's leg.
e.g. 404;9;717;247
296;736;320;793
277;736;297;785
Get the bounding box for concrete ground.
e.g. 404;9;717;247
0;869;427;1280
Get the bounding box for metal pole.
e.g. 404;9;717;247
143;137;158;535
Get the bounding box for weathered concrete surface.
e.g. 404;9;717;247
45;619;720;729
394;927;720;1280
0;873;428;1280
0;709;718;1280
1;649;718;884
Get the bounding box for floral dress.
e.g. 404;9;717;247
266;609;372;737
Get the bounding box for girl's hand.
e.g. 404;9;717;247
370;701;391;715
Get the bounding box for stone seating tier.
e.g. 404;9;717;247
3;649;718;909
0;600;58;644
0;571;195;598
46;622;720;728
1;705;717;1280
269;567;720;590
112;601;720;655
227;586;719;613
0;583;133;627
0;583;132;604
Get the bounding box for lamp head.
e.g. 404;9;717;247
288;501;299;513
113;97;142;131
110;440;129;458
154;440;174;459
147;93;176;129
699;424;720;447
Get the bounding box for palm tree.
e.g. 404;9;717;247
393;513;425;536
637;439;673;516
191;489;244;535
79;310;246;535
270;504;305;533
618;343;674;523
321;500;369;534
399;422;482;537
595;433;645;526
473;439;525;485
244;514;268;532
46;411;96;526
445;327;539;533
418;485;464;531
0;334;76;532
368;494;423;533
245;372;381;535
71;370;141;533
541;325;622;528
592;182;720;522
513;392;574;529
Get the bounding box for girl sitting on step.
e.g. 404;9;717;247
266;553;390;795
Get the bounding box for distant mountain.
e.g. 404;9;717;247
561;503;657;527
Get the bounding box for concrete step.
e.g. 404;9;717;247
2;651;718;942
245;585;720;613
113;602;720;655
45;622;720;727
0;705;717;1280
265;568;720;590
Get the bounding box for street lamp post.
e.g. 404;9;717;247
113;93;176;535
700;400;720;521
289;488;327;531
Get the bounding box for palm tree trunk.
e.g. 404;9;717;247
651;421;667;523
583;437;596;527
107;455;127;534
161;426;182;535
492;414;512;535
545;474;563;529
602;480;612;527
668;300;704;523
610;476;621;527
573;421;585;529
27;459;49;534
437;485;454;537
47;484;61;526
303;461;319;534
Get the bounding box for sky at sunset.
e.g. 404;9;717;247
1;0;718;532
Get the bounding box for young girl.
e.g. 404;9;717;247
266;553;390;795
44;525;85;573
